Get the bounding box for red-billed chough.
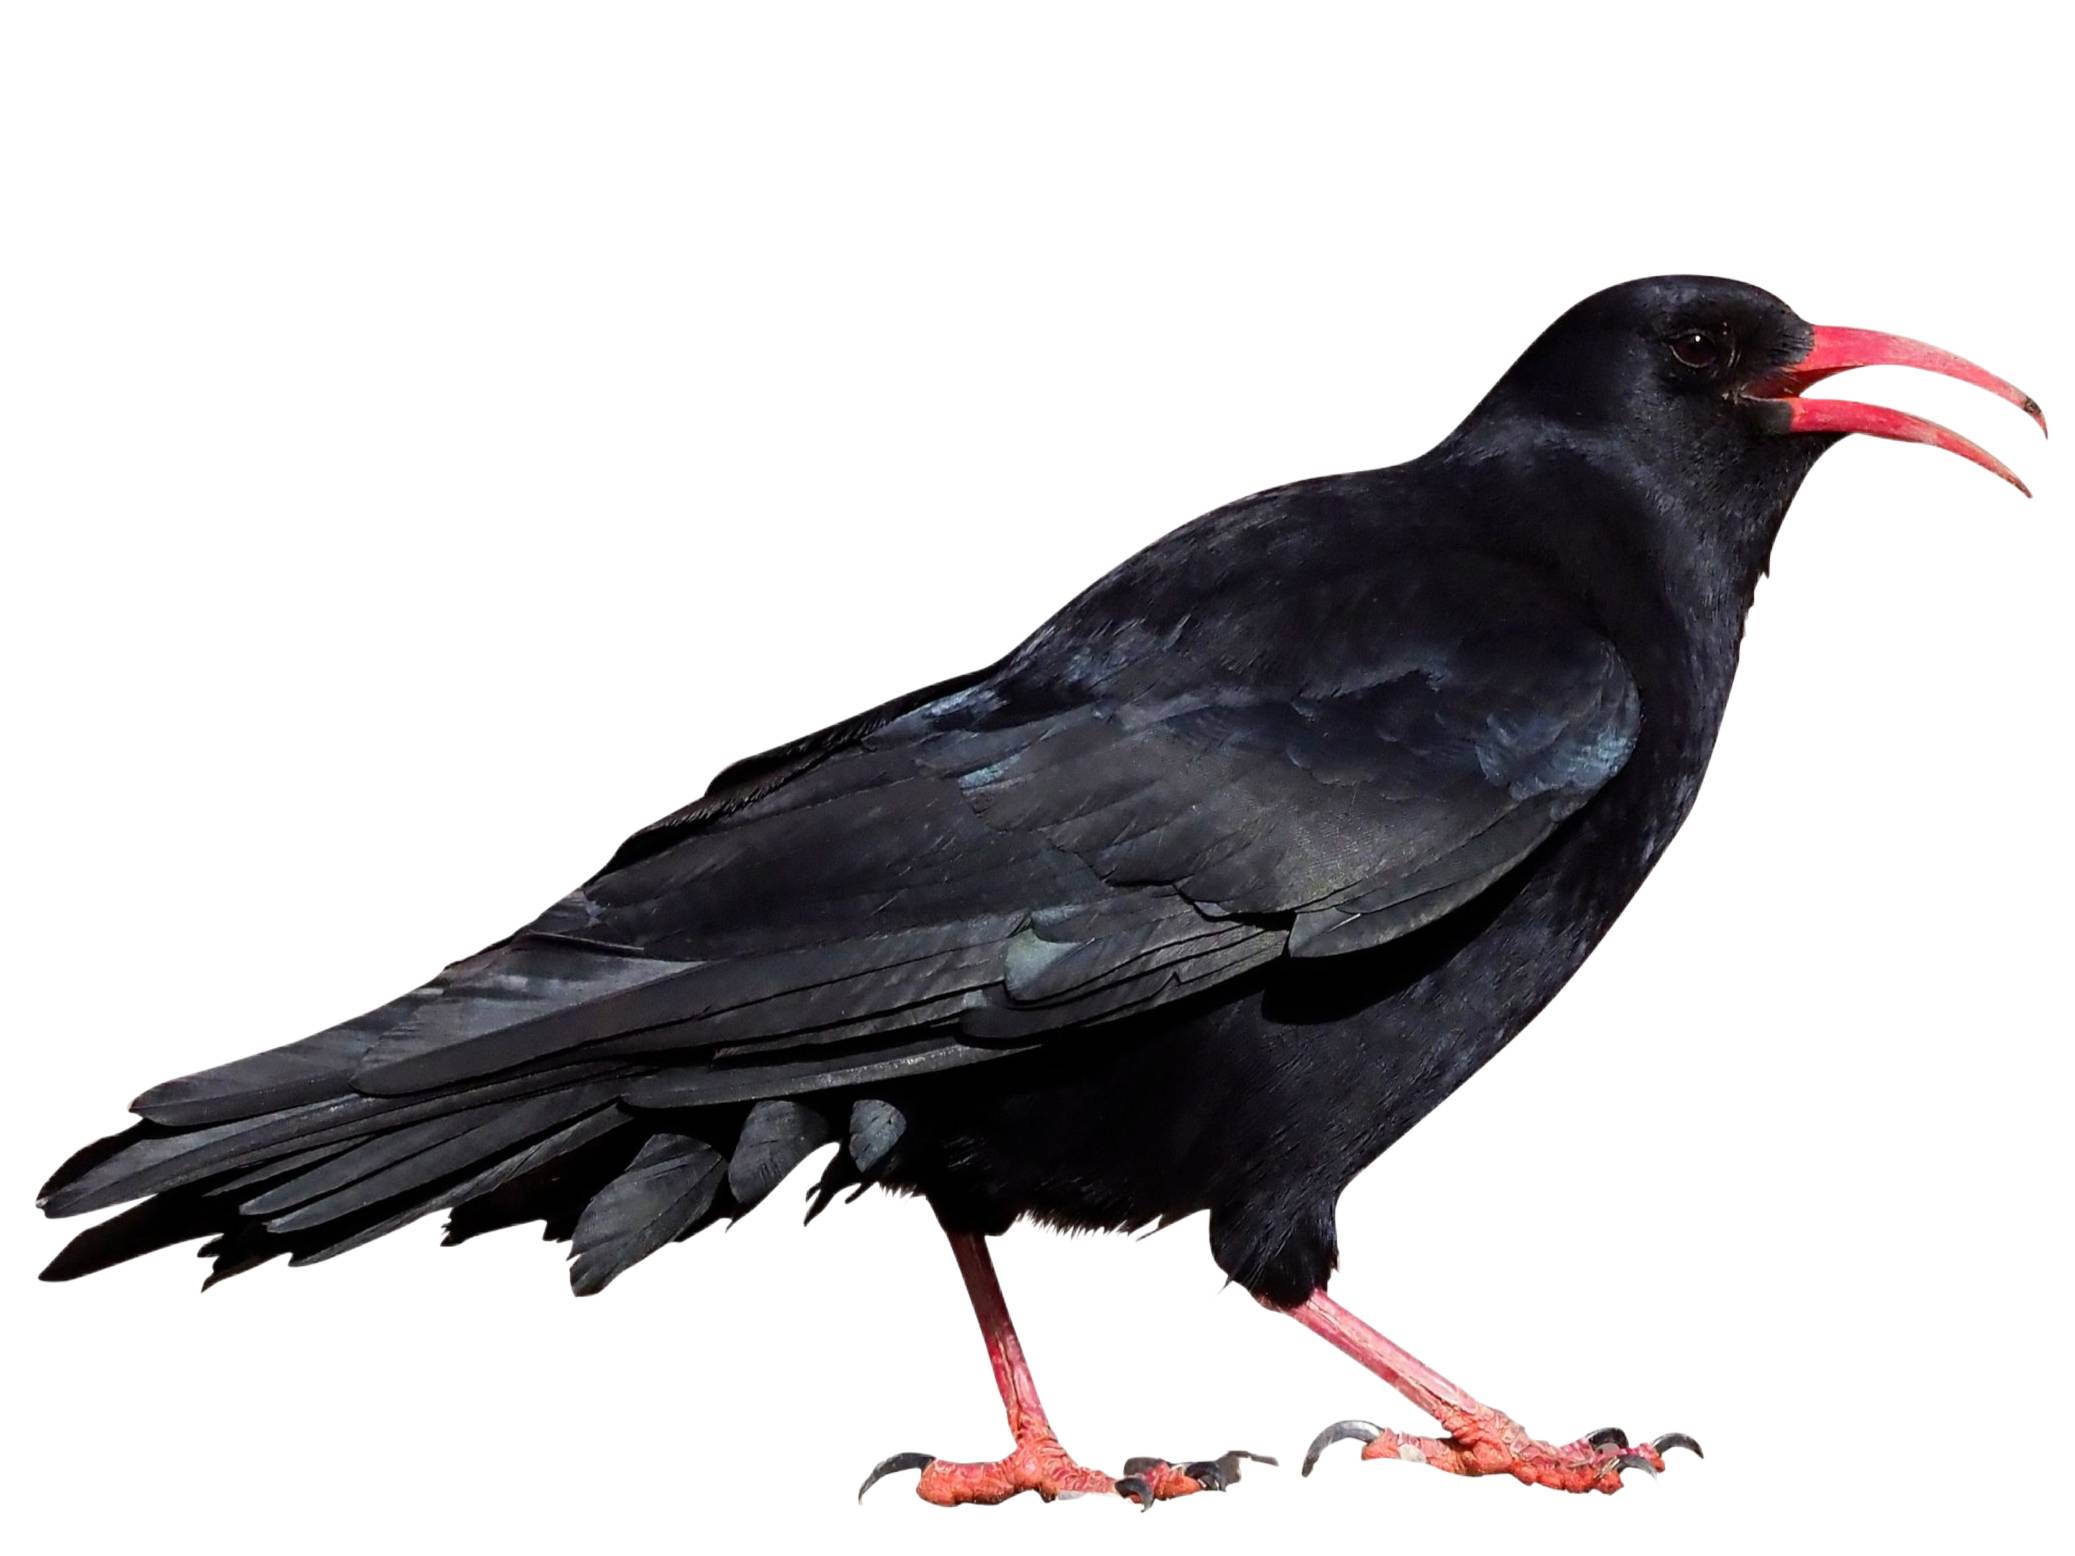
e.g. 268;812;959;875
38;276;2045;1504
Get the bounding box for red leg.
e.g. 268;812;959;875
859;1229;1270;1508
1285;1291;1701;1495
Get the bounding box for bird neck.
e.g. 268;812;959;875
1428;410;1823;786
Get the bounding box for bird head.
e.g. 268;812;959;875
1488;274;2042;496
1470;275;2044;604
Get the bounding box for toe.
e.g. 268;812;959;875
1116;1449;1274;1500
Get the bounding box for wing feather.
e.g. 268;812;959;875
93;538;1640;1138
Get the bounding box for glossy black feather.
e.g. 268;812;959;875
310;1107;635;1264
727;1100;831;1207
568;1133;726;1295
847;1100;906;1177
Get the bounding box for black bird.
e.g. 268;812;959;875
39;277;2044;1504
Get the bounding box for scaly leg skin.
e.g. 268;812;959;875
1287;1292;1703;1495
859;1228;1273;1509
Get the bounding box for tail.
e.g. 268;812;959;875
39;1056;882;1296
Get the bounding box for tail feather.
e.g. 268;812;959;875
41;1056;887;1294
39;1060;630;1218
213;1139;369;1199
39;1194;231;1283
258;1081;629;1236
237;1102;515;1218
284;1106;634;1269
197;1225;289;1288
440;1125;642;1247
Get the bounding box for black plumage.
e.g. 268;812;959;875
568;1133;726;1297
37;279;2041;1489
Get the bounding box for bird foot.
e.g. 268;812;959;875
860;1433;1272;1508
1302;1409;1701;1495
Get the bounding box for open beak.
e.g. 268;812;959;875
1750;326;2045;496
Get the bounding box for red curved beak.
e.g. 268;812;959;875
1751;326;2045;496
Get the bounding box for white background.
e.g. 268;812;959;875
4;5;2068;1553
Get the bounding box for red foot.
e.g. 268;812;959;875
861;1435;1268;1508
1305;1410;1702;1495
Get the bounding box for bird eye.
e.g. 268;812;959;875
1668;329;1725;372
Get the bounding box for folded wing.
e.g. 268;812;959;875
132;577;1640;1128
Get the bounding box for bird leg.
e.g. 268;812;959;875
859;1228;1271;1508
1286;1291;1701;1494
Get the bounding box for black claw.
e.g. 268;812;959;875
1115;1475;1156;1511
857;1451;933;1502
1301;1419;1382;1477
1652;1431;1705;1460
1610;1452;1660;1479
1183;1460;1228;1491
1587;1426;1630;1449
1120;1456;1165;1477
